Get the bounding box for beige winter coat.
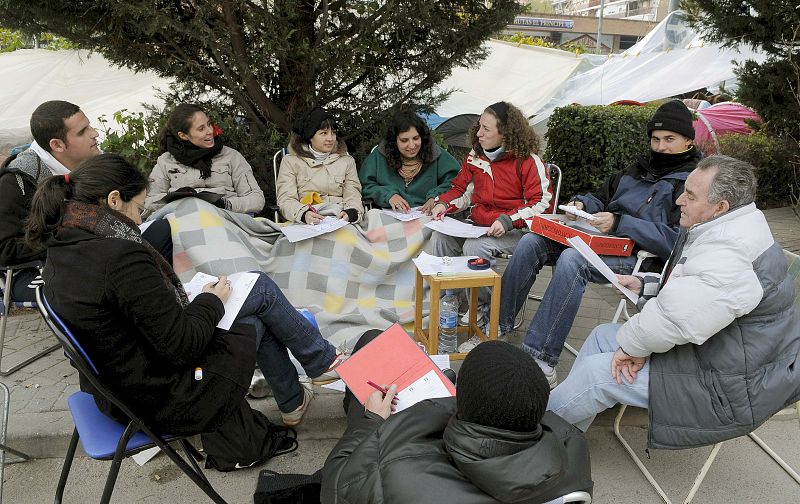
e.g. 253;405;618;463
145;146;265;215
276;143;363;223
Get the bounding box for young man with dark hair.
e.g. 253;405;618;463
0;100;99;301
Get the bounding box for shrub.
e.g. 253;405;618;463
544;104;658;198
717;130;800;208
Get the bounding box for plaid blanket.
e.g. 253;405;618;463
150;199;432;348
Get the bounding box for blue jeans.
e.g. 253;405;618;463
499;233;638;366
547;323;649;431
237;272;336;413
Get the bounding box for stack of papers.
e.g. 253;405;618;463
183;271;259;329
382;207;426;222
280;216;349;242
559;204;597;221
425;217;489;238
412;251;493;276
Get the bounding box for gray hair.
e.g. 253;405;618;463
696;155;757;207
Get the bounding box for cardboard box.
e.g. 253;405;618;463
528;214;634;257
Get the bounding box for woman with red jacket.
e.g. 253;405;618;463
430;102;551;346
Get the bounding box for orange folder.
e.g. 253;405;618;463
336;323;457;404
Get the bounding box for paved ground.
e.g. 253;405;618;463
1;207;799;503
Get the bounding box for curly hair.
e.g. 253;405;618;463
466;102;540;159
383;112;435;171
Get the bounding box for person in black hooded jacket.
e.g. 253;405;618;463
321;337;592;504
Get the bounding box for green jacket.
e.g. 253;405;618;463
358;141;459;208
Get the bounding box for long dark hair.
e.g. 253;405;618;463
26;154;148;247
383;111;435;171
158;103;205;153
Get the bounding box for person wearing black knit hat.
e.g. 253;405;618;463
499;99;702;388
322;333;593;504
276;107;364;224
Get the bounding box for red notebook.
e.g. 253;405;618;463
336;324;456;410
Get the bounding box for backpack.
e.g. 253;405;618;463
201;399;298;472
254;469;322;504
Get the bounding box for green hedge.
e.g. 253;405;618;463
717;130;799;208
544;104;658;199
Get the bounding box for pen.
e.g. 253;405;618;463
367;380;388;395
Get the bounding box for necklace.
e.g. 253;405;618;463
398;158;422;187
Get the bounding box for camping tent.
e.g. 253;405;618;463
0;49;171;151
532;11;767;125
693;102;762;153
433;40;598;119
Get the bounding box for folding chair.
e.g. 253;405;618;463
0;261;60;376
35;287;228;504
612;248;800;504
0;381;31;503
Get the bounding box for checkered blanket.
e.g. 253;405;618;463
150;199;433;348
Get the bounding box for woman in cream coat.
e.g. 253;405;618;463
145;103;265;215
277;107;363;224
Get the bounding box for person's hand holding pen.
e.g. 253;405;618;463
304;206;324;225
365;381;398;419
202;275;232;304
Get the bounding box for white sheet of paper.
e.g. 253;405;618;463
322;379;346;392
429;354;451;371
424;217;489;238
413;251;491;276
183;271;260;330
132;446;160;466
280;216;349;243
383;207;426;222
393;369;453;413
565;236;639;304
138;220;155;234
559;204;597;221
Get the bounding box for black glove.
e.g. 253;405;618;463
213;197;227;209
175;186;197;194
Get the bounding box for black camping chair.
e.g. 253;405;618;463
35;286;228;504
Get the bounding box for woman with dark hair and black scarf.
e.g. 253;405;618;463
144;103;265;215
359;111;460;215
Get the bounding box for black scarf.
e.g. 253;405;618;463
61;202;189;307
165;134;224;179
645;145;699;178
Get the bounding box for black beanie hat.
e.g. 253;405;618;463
647;100;695;140
457;340;550;432
292;107;335;142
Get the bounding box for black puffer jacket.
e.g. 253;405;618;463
321;398;592;504
0;150;49;265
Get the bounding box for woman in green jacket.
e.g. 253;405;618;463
359;111;459;215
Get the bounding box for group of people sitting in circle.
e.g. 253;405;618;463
1;96;798;502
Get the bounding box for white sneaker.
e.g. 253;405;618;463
457;335;482;353
459;307;486;327
535;359;558;389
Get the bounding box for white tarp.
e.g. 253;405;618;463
434;40;596;119
532;11;768;124
0;49;171;150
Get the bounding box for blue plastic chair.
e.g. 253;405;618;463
35;287;228;504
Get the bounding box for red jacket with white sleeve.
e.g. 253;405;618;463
436;149;551;228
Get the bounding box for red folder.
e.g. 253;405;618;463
528;214;634;257
335;323;457;404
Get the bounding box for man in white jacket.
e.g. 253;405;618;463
547;155;800;448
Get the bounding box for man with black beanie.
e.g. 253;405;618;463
321;336;593;503
499;100;701;388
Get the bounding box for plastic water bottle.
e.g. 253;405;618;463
439;290;459;354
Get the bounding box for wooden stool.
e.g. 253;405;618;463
415;270;501;360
